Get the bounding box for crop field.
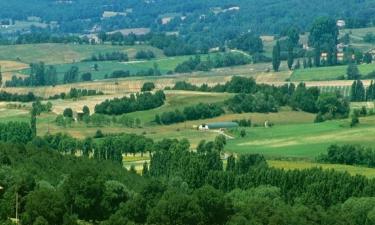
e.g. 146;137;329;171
318;85;351;97
0;43;164;64
269;160;375;178
290;63;375;81
225;115;375;159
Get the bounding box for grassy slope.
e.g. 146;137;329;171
0;43;164;65
290;63;375;81
226;115;375;159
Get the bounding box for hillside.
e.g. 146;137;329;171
0;0;373;35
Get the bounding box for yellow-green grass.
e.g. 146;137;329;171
126;91;234;123
0;43;164;65
269;160;375;178
226;116;375;159
291;63;375;81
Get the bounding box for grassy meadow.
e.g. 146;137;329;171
226;115;375;159
291;63;375;81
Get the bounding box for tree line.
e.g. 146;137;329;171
351;80;375;102
0;91;38;102
3;129;375;224
94;90;166;115
155;103;224;125
170;77;350;122
318;144;375;168
174;52;251;74
85;51;129;62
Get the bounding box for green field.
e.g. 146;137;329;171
226;115;375;159
49;55;196;81
0;43;164;65
291;63;375;81
269;160;375;178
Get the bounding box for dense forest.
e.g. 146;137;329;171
2;128;375;224
0;0;374;38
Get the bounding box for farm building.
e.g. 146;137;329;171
199;122;238;130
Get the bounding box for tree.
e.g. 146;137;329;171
63;66;79;84
142;162;149;176
81;72;92;82
363;52;373;64
0;66;2;87
309;17;338;66
22;188;66;225
351;80;366;102
63;108;74;118
287;46;294;70
141;82;156;92
214;135;226;152
45;66;57;86
240;129;246;138
308;56;313;68
82;105;90;116
347;63;361;80
314;45;321;67
350;114;359;127
272;41;281;72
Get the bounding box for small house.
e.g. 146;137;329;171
199;122;239;130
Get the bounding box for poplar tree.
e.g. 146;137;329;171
272;41;281;72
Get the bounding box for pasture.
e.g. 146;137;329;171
290;63;375;81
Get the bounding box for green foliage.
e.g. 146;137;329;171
347;63;361;80
351;80;366;102
272;41;281;72
0;121;33;143
95;91;166;115
318;145;375;167
141;82;155;92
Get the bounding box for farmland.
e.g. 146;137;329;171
225;115;375;159
291;63;375;81
0;43;164;64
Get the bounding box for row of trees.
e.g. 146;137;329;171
170;77;350;122
174;53;251;73
48;88;104;100
351;80;375;102
0;121;33;143
5;64;92;87
0;91;38;102
318;144;375;167
155;103;224;125
3;129;375;224
87;51;129;62
94;90;166;115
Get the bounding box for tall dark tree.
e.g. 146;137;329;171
0;66;2;87
351;80;366;102
347;63;361;80
309;17;339;66
287;46;294;70
272;41;281;72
